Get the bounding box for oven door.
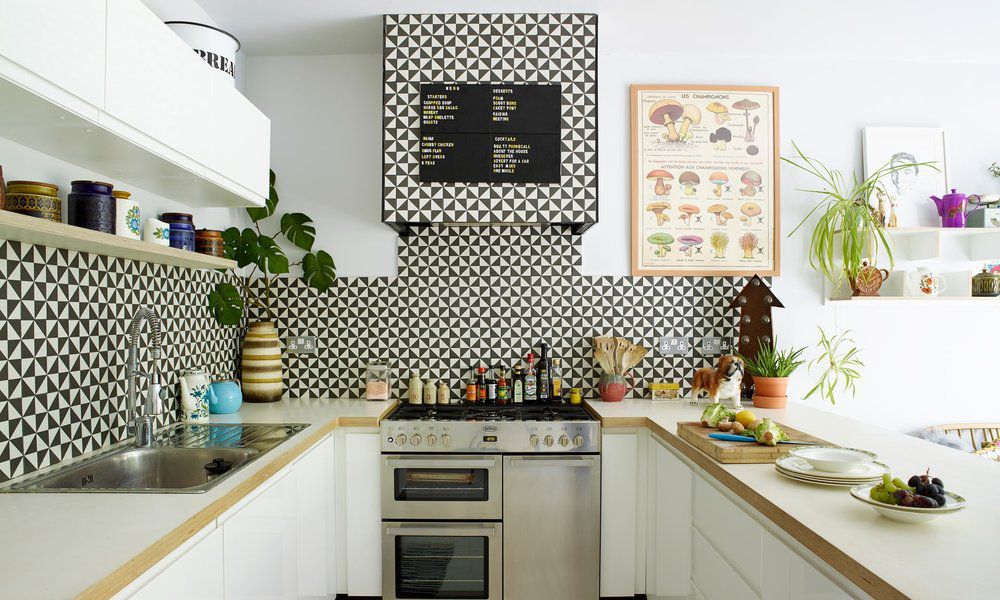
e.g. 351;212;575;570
381;454;502;520
382;521;502;600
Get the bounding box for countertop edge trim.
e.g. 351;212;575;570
605;415;905;600
76;405;395;600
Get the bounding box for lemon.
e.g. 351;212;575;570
734;410;757;428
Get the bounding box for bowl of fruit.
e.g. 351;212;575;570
851;471;966;524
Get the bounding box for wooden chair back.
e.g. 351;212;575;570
928;423;1000;452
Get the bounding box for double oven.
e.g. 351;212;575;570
380;406;601;600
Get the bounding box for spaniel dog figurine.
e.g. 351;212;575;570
691;355;745;409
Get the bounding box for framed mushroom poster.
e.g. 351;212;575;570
631;85;780;276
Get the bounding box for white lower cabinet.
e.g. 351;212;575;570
130;528;225;600
645;435;692;600
599;430;639;597
343;431;382;597
762;532;851;600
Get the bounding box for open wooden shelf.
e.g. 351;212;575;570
0;210;236;270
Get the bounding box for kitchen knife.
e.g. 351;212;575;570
708;433;818;445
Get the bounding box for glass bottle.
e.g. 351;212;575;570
466;369;478;404
512;365;524;403
551;358;563;402
497;368;509;405
524;353;537;403
476;367;487;403
537;343;551;403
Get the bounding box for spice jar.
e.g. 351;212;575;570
365;360;391;400
68;180;115;233
423;379;436;404
161;212;196;251
407;371;423;404
972;268;1000;297
5;180;61;222
437;380;450;404
569;388;582;405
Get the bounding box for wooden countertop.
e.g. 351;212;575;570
587;399;1000;600
0;398;395;600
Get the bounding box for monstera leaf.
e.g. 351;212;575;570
303;250;336;292
280;212;315;251
222;228;263;269
246;178;279;222
257;236;289;275
208;283;244;325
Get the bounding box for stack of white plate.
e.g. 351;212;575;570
775;452;888;487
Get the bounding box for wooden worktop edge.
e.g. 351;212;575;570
610;415;904;600
77;404;395;600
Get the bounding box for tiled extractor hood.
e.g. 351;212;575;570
382;13;598;236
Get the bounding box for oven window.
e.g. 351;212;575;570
395;536;488;599
394;468;489;502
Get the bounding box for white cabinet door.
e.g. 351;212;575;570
762;532;851;600
600;431;639;597
131;528;224;600
692;528;758;600
646;435;692;600
0;0;106;110
693;476;763;593
223;469;298;599
206;85;270;198
344;431;381;597
295;436;335;599
104;0;213;168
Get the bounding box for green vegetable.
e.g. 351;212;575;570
749;418;787;446
700;403;735;428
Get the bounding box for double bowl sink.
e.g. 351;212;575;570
0;423;307;494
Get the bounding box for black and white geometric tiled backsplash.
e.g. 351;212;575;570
0;240;240;483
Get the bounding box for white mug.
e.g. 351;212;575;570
910;268;946;297
143;218;170;246
116;199;141;239
179;369;212;422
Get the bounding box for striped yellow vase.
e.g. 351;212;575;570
241;321;284;403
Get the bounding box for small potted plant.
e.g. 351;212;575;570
740;339;806;409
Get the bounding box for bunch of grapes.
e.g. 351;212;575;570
869;473;913;504
907;469;947;508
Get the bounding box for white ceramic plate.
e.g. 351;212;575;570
775;468;876;487
850;483;967;523
776;455;888;480
775;465;882;485
788;446;877;473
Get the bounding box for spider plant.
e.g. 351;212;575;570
739;338;806;378
804;327;863;405
783;142;936;293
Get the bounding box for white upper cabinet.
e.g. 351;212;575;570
0;0;106;112
205;84;271;197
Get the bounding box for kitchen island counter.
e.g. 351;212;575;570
0;398;395;600
587;399;1000;600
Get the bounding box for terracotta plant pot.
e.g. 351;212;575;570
241;321;284;403
752;376;788;409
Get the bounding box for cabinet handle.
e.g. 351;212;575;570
386;525;497;537
508;457;596;468
385;457;496;469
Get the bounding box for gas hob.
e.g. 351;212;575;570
380;403;601;453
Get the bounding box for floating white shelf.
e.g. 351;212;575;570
0;210;236;270
829;295;1000;304
836;226;1000;261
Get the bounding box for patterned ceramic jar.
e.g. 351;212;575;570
113;190;141;240
168;222;195;251
68;180;115;233
241;321;283;403
195;229;226;257
143;218;170;246
5;181;61;221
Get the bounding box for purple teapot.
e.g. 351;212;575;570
930;189;981;228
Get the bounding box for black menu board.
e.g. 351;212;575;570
419;84;561;184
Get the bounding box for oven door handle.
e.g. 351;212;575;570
507;456;597;468
385;525;498;537
385;458;497;469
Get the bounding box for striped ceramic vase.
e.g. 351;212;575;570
241;321;284;403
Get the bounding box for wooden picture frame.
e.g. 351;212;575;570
631;85;780;276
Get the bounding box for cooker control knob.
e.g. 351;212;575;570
396;434;407;446
529;434;539;446
441;434;452;447
573;435;585;448
558;435;569;447
426;434;437;446
410;434;422;446
543;435;554;447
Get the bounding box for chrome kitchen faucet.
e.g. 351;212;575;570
126;307;164;447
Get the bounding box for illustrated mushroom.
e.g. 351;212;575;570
709;127;732;150
707;203;728;225
706;102;731;125
740;202;762;225
678;171;700;195
740;170;762;197
678;104;702;141
647;232;674;257
646;169;674;196
720;211;735;225
709;171;729;197
645;201;672;225
709;232;729;258
731;98;760;140
677;235;703;257
739;232;759;259
648;99;684;142
747;115;760;142
678;204;700;225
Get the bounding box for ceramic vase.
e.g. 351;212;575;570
241;321;283;403
598;372;632;403
752;376;788;409
143;218;170;246
179;369;212;422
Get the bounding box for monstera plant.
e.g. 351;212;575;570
208;170;336;325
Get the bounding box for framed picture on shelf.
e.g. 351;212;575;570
862;127;948;228
631;85;780;277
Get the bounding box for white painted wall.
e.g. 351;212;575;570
238;0;1000;432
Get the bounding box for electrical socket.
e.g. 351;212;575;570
286;336;318;354
658;336;691;355
701;337;733;355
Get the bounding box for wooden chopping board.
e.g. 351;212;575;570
676;421;830;464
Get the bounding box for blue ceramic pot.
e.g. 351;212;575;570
209;380;243;414
68;180;115;233
169;222;196;251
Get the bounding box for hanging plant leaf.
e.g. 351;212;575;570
280;212;316;251
221;227;242;260
269;169;276;186
208;282;244;325
246;185;279;222
224;228;261;269
302;250;336;292
257;236;289;275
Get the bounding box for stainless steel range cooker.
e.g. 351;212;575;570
380;403;601;600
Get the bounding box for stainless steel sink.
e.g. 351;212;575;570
1;423;308;494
